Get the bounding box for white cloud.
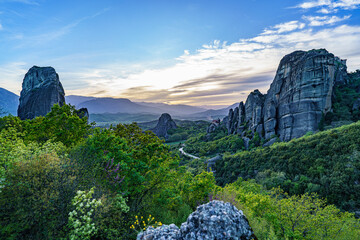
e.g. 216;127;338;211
2;4;360;107
62;23;360;106
0;23;3;30
303;15;351;26
262;21;306;35
294;0;360;11
317;7;338;13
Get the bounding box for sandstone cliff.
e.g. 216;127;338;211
17;66;65;120
223;49;348;142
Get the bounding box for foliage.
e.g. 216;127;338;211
324;70;360;125
166;120;209;143
24;104;92;147
130;214;162;233
215;179;360;240
95;193;130;239
216;121;360;212
184;133;244;157
68;187;102;240
0;142;77;239
0;104;92;147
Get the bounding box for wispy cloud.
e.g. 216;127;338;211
0;23;3;30
65;21;360;106
2;0;39;5
294;0;360;12
15;8;110;47
261;21;306;35
303;15;351;26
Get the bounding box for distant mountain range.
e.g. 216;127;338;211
66;95;236;121
0;88;19;116
0;90;236;122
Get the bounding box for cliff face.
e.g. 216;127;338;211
224;49;348;142
152;113;177;139
18;66;65;120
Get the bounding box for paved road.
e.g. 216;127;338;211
179;147;200;159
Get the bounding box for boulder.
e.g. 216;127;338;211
137;201;256;240
137;224;180;240
152;113;177;139
17;66;65;120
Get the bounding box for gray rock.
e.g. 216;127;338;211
352;98;360;111
263;137;278;147
224;49;349;142
75;107;89;119
17;66;65;120
245;89;265;134
207;119;220;134
243;137;250;150
263;49;348;141
226;107;240;134
138;201;255;240
137;224;180;240
206;155;222;172
152;113;177;139
239;102;245;126
179;201;255;240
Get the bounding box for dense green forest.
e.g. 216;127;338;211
216;122;360;212
0;104;359;239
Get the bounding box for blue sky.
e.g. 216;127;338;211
1;0;360;107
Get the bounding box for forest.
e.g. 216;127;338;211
0;104;359;239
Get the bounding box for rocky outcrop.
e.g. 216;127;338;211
17;66;65;120
207;119;221;134
137;201;256;240
263;49;347;141
223;49;348;142
75;107;89;119
152;113;177;139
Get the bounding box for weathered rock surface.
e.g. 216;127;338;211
152;113;177;139
223;49;348;141
137;201;255;240
207;119;220;134
18;66;65;120
137;224;180;240
263;49;347;141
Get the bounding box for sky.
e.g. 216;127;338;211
1;0;360;108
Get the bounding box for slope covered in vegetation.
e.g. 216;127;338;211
216;121;360;212
0;104;359;239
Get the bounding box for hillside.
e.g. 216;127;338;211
215;121;360;212
0;88;19;116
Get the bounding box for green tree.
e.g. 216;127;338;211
0;142;78;239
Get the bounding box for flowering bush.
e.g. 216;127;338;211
130;214;162;233
68;187;102;240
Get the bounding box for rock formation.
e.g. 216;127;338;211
18;66;65;120
152;113;177;139
223;49;348;142
137;200;256;240
207;119;220;134
75;107;89;119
